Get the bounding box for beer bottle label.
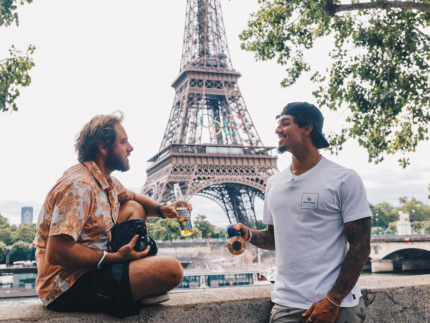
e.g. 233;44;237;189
178;209;192;230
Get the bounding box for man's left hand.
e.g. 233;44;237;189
161;201;193;219
303;298;339;323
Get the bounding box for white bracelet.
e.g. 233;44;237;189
326;295;340;307
246;229;253;242
97;250;108;269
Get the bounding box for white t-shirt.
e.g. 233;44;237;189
263;157;372;309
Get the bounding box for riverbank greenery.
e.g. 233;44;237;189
370;197;430;233
146;214;227;241
0;215;35;245
0;241;6;263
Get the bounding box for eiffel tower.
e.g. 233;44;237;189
141;0;277;228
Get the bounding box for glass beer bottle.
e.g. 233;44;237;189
173;184;193;237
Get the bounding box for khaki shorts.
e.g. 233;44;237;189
269;298;366;323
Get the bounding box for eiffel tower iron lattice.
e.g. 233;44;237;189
141;0;278;228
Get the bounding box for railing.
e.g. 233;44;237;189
147;144;276;167
181;65;238;74
371;234;430;242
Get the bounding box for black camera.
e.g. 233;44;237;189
110;219;158;256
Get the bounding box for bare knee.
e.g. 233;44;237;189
118;200;146;222
129;256;183;300
159;256;183;287
170;257;184;285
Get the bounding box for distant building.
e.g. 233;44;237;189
21;207;33;226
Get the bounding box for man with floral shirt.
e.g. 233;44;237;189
33;111;190;318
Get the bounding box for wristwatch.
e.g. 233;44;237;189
156;203;167;218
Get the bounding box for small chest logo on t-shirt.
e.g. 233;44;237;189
301;193;319;209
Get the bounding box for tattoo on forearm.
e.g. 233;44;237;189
249;225;275;250
329;217;371;304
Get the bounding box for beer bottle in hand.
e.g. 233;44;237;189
173;184;193;237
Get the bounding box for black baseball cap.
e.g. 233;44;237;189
276;102;330;149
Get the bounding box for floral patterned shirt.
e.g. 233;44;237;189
33;161;131;306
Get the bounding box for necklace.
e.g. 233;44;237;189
290;154;322;175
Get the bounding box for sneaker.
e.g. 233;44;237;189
141;293;170;306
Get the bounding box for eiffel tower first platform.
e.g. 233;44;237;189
141;0;278;228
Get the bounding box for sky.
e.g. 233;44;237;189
0;0;429;227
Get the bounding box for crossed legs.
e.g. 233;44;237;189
118;200;183;301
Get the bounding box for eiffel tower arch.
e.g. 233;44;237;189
141;0;278;228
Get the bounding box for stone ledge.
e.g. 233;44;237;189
0;275;429;323
360;275;430;323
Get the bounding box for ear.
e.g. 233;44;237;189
98;142;108;157
305;123;314;136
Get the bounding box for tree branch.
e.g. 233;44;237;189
330;1;430;14
414;27;430;41
326;0;336;15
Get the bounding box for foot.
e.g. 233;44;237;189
141;293;170;306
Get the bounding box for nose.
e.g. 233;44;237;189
128;143;134;152
275;124;282;135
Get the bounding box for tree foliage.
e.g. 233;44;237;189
0;0;33;27
147;218;201;241
239;0;430;169
372;197;430;233
409;220;430;233
1;0;35;113
0;227;14;245
0;214;9;228
397;196;430;222
0;241;6;263
194;215;216;238
11;225;35;244
369;201;398;229
9;240;30;262
0;214;36;246
29;244;36;261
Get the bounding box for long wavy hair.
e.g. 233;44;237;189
74;111;124;163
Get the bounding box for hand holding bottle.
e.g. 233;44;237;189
173;184;194;237
160;201;193;219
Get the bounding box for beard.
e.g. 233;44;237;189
106;149;130;172
277;144;287;154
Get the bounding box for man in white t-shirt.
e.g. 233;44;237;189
234;102;372;323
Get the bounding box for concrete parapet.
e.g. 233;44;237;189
361;275;430;322
0;275;429;323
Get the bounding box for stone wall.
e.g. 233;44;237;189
0;275;429;323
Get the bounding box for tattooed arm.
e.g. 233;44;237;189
303;217;371;323
232;224;275;250
328;217;371;304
